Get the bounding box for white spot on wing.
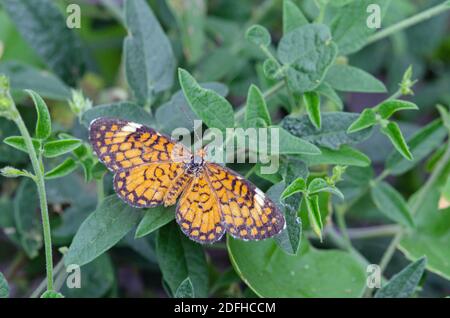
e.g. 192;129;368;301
255;188;265;198
255;193;265;206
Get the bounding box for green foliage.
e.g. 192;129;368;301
277;24;338;93
0;272;9;298
156;222;208;298
375;257;427;298
65;196;142;267
0;0;450;299
124;0;175;106
370;181;414;228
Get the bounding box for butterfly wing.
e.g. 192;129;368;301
176;172;225;244
89;118;191;208
205;163;285;240
89;117;189;171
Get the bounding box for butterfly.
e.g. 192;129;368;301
89;118;285;244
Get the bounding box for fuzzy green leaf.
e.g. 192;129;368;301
306;195;323;240
282;0;308;34
135;206;175;238
386;119;447;175
156;222;208;297
3;136;41;154
245;24;271;47
26;90;51;140
277;24;338;94
375;257;427;298
124;0;175;105
381;122;413;161
228;238;366;297
348;109;378;133
44;158;78;180
376;100;419;119
325;64;387;93
371;181;414;228
304;92;321;129
245;84;271;128
43;139;82;158
174;277;194;298
308;178;344;200
65;195;142;267
2;0;85;85
293;145;371;167
281;177;307;200
277;127;321;155
282;112;373;150
179;68;235;131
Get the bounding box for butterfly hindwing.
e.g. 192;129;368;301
206;163;285;240
176;172;225;244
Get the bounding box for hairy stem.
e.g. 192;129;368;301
366;1;450;46
14;114;54;293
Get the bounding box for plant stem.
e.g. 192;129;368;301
13;110;54;293
335;205;351;245
96;178;105;207
366;1;450;46
346;225;400;240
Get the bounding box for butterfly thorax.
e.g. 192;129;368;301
184;155;205;176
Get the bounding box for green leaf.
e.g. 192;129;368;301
65;195;142;267
400;186;450;280
381;121;413;161
306;195;323;240
0;61;71;100
61;254;115;298
347;109;378;133
370;181;414;228
315;82;343;110
14;178;42;258
376;100;419;119
245;84;271;128
375;257;427;298
178;68;235;131
275;159;308;254
276;127;321;155
156;222;208;297
2;0;85;85
282;112;373;150
156;82;228;134
26;90;51;140
386;119;447;175
3;136;41;154
437;104;450;130
0;272;9;298
135;206;175;238
282;0;308;34
81;102;155;128
124;0;175;105
325;64;387;93
330;0;392;55
294;145;370;167
304;91;321;129
281;178;306;200
245;24;271;47
262;59;282;80
227;238;366;297
167;0;206;64
40;290;64;298
277;24;338;94
0;166;32;179
43;139;82;158
174;277;194;298
44;158;78;180
308;178;344;200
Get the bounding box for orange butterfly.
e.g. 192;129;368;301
89;118;285;244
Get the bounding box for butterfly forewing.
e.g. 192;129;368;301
90;118;192;208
